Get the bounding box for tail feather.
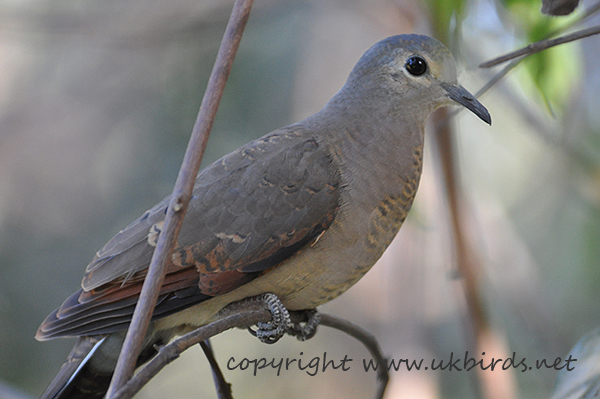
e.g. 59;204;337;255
39;336;109;399
39;328;174;399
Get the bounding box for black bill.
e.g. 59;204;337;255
441;83;491;125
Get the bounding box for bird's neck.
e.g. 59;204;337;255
310;89;427;188
302;93;427;262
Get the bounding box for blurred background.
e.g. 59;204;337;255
1;0;599;398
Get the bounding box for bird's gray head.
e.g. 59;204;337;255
344;34;491;125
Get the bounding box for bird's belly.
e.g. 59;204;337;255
155;216;379;331
156;182;416;331
278;193;415;309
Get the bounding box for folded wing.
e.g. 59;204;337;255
37;127;340;340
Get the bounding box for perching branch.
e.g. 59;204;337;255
445;2;600;115
105;0;255;397
480;24;600;68
200;340;234;399
319;314;389;399
110;304;389;399
111;300;271;399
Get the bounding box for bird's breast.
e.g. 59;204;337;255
364;144;423;256
278;142;425;309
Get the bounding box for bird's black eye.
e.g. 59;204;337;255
405;56;427;76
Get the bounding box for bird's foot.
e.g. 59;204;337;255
288;309;320;341
248;293;292;344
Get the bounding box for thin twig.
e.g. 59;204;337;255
444;58;520;123
319;314;389;399
547;0;600;37
105;0;255;397
200;340;233;399
448;3;600;119
474;59;520;99
111;300;272;399
445;0;600;121
480;24;600;68
110;306;390;399
431;109;487;398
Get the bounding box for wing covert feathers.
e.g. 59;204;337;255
37;127;340;340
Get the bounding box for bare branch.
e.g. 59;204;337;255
444;1;600;122
110;305;390;399
200;340;233;399
319;314;389;399
444;58;519;123
111;300;272;399
548;0;600;36
106;0;255;396
474;59;520;99
480;24;600;68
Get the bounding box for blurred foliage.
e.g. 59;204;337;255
426;0;466;42
1;0;600;398
500;0;582;113
429;0;583;113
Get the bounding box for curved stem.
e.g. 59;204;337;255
106;0;255;396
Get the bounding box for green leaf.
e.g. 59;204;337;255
499;0;582;114
426;0;466;42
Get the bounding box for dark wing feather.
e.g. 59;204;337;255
37;127;340;340
82;196;170;290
